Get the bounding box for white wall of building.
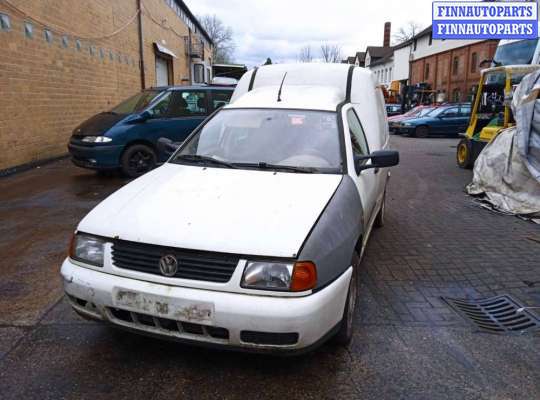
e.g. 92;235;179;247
369;59;394;86
411;35;484;61
393;45;411;81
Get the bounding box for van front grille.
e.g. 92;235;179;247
111;239;239;283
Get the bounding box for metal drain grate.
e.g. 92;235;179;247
443;295;540;334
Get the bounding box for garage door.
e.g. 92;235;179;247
156;56;170;86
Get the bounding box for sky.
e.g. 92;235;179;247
184;0;437;67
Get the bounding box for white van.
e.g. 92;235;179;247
61;63;399;353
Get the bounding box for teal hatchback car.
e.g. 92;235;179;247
68;86;233;177
394;104;471;138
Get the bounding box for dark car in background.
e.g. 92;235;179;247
385;104;402;117
68;86;234;177
388;105;439;133
393;103;471;138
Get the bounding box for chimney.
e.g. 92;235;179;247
383;22;391;47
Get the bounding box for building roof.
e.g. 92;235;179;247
347;56;356;64
355;52;366;62
369;52;394;67
366;46;393;59
174;0;213;45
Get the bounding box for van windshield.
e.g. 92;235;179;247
493;39;538;66
110;90;164;114
172;109;343;173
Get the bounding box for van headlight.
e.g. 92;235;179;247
81;136;112;143
69;233;106;267
241;261;317;292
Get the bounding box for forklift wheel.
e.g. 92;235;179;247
457;139;474;169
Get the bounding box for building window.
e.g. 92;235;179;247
76;40;82;51
425;63;430;80
44;29;53;43
413;39;417;51
0;13;11;31
471;52;478;73
62;36;68;48
452;56;459;75
24;22;33;38
89;46;95;56
452;88;461;102
193;63;205;83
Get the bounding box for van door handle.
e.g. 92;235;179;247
374;168;380;174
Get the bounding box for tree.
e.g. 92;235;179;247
392;21;423;44
263;58;273;65
198;14;235;63
298;45;313;63
320;43;342;63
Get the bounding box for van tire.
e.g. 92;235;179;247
121;144;157;178
414;126;429;138
333;251;360;346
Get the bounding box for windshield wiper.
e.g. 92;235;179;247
232;162;315;173
174;154;238;169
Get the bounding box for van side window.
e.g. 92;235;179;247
168;91;207;117
347;109;369;162
210;91;232;111
148;91;172;117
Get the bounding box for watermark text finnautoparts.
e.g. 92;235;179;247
433;1;538;39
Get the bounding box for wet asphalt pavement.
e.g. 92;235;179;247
0;136;539;400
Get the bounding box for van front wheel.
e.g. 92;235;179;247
121;144;157;178
333;252;360;346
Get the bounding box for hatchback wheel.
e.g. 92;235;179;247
414;126;429;138
333;251;360;346
121;144;157;178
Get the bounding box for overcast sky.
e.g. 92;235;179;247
184;0;437;66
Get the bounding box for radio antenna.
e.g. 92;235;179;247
277;72;287;102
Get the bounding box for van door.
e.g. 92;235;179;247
344;108;379;233
163;90;209;142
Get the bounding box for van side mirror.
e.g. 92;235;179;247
354;150;399;173
157;137;181;157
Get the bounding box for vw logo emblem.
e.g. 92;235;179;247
159;254;178;277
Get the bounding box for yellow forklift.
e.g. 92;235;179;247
456;65;540;169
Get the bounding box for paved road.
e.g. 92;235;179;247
0;136;539;400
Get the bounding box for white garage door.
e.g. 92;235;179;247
156;57;170;86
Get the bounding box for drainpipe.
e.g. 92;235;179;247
137;0;146;89
187;30;192;85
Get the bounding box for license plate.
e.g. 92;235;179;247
112;288;214;324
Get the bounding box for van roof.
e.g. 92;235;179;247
226;85;345;112
229;63;377;111
147;85;234;91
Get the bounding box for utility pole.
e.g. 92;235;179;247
137;0;146;89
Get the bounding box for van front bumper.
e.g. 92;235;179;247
68;143;124;170
60;259;351;353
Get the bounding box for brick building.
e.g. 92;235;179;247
0;0;213;171
409;27;498;103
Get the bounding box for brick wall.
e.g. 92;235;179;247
0;0;211;171
410;40;498;103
